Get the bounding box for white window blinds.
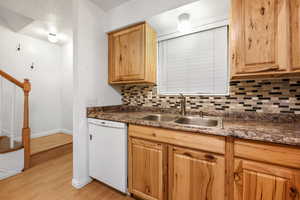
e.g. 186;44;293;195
158;26;228;95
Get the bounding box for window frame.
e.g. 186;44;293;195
157;21;230;96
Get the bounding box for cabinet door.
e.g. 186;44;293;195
234;159;300;200
291;0;300;71
110;24;145;82
231;0;290;76
168;146;225;200
128;138;167;200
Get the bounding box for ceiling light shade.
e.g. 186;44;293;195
48;32;58;43
177;13;192;33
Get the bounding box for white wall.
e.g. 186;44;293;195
71;0;201;189
61;42;73;132
0;25;64;138
72;0;122;188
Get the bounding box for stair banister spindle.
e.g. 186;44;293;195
10;85;16;148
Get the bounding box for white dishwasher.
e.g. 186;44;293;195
88;118;127;193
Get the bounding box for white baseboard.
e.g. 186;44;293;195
0;170;22;180
31;129;63;138
60;129;73;135
72;177;93;189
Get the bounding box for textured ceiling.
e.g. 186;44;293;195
91;0;130;11
147;0;229;37
0;0;72;45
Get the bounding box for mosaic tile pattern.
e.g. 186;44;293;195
121;78;300;114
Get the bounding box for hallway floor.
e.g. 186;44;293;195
0;152;134;200
31;133;73;155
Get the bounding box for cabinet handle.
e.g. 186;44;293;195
234;172;241;182
183;152;193;158
243;65;279;73
89;134;93;141
204;154;216;161
145;186;151;194
290;187;298;198
119;55;122;62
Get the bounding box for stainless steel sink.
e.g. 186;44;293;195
142;114;223;128
174;116;221;127
142;114;177;122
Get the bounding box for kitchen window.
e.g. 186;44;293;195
157;26;229;95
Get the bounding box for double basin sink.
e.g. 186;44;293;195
142;114;222;128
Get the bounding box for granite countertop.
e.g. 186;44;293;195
87;105;300;147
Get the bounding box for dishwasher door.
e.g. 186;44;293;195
88;119;127;193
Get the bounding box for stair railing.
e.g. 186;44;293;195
0;70;31;169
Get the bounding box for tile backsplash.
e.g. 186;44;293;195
121;78;300;114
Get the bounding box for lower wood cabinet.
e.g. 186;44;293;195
128;137;225;200
128;138;167;200
234;159;300;200
128;125;300;200
168;146;225;200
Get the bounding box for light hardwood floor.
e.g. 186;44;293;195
31;133;73;155
0;152;134;200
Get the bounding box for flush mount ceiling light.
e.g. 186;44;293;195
48;32;58;43
177;13;192;33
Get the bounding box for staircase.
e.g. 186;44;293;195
0;70;31;170
0;136;23;153
30;133;72;167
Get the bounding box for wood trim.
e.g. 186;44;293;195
241;65;279;73
234;139;300;169
107;21;146;35
162;145;168;200
129;125;226;155
128;137;133;195
167;146;173;200
225;136;234;200
109;24;145;37
0;70;24;88
231;70;300;80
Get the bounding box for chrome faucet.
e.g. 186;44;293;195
179;93;186;116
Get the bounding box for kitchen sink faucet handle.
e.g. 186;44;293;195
179;93;186;116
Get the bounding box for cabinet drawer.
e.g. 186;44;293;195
235;139;300;169
129;125;225;154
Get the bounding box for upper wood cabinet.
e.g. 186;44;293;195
291;0;300;71
108;22;157;84
234;159;300;200
168;146;225;200
231;0;300;79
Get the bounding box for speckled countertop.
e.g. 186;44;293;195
87;105;300;146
